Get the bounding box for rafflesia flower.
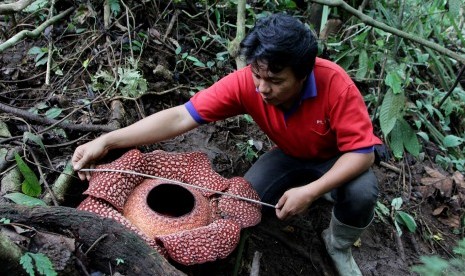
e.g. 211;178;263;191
77;149;261;265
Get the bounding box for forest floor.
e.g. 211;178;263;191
0;2;463;276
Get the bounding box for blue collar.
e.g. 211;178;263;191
302;71;317;99
283;71;317;119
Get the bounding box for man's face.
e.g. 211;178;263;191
251;60;306;109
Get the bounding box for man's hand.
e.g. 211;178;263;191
275;185;316;220
72;138;109;181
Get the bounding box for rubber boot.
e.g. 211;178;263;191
322;212;368;276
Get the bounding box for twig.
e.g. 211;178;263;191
0;102;116;140
0;0;33;14
309;0;465;64
84;234;108;255
120;0;135;60
44;133;91;148
437;64;465;108
0;7;73;53
163;10;180;42
379;161;402;173
45;0;57;86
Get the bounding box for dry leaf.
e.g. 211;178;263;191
420;167;453;198
424;166;446;178
432;205;448;216
453;171;465;189
416;185;435;198
437;214;460;228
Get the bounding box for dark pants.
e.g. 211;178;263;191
244;148;379;228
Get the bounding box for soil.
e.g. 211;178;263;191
0;2;463;276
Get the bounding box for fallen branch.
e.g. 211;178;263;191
309;0;465;64
0;0;33;14
0;102;117;138
0;7;73;53
0;204;186;276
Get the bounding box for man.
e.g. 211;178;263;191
73;13;381;276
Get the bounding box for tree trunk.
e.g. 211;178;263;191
0;204;185;276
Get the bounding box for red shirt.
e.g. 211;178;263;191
185;58;382;160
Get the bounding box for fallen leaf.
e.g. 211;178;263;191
424;166;446;178
437;214;460;228
453;171;465;189
420;167;453;198
433;178;453;198
432;205;448;216
416;185;435;198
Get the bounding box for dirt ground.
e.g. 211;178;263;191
0;3;463;275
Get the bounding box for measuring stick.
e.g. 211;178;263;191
79;168;277;208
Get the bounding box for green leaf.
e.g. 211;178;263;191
31;253;57;276
3;193;47;206
175;47;182;55
395;211;417;233
389;121;404;159
109;0;121;16
398;119;421;157
379;89;404;136
27;46;44;56
45;107;62;119
411;256;449;275
376;201;390;216
23;0;48;13
35;56;48;67
385;71;402;94
14;153;41;197
356;49;368;80
442;135;464;148
23;132;46;152
391;197;403;210
20;253;35;276
82;59;90;69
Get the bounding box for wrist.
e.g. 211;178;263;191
98;133;116;151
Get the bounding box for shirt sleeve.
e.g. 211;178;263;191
330;84;382;152
185;67;253;123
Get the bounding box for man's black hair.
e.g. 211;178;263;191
240;13;318;80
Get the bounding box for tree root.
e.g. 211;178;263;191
0;0;33;14
0;204;185;276
0;7;73;53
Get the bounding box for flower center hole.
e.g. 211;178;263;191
147;183;195;217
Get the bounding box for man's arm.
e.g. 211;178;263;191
72;105;199;180
275;151;375;220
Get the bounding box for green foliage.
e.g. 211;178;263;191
236;139;262;162
115;258;125;266
108;0;121;16
325;0;465;171
375;197;416;236
0;217;11;224
27;46;48;67
3;193;46;207
14;153;42;197
411;238;465;276
20;252;57;276
92;58;148;98
23;0;48;13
